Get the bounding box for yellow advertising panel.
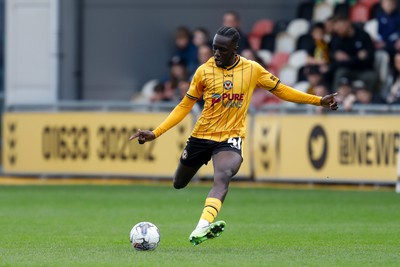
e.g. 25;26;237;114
254;115;400;182
3;112;193;177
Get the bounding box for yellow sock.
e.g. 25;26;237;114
200;197;222;223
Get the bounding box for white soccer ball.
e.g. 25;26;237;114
129;222;160;251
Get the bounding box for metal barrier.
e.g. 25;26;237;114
6;101;400;114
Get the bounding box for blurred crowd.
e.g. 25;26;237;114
134;0;400;111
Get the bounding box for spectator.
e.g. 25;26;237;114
386;52;400;104
352;80;386;104
163;56;189;102
306;23;330;69
329;14;379;93
375;0;400;58
173;27;198;75
150;83;170;103
197;44;212;65
303;65;324;95
193;27;211;48
313;81;331;114
240;49;282;108
323;16;335;42
313;81;331;97
222;11;250;53
336;77;356;111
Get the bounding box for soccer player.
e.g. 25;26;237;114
129;26;338;245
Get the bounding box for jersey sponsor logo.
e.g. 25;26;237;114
223;80;233;90
224;74;233;77
211;93;244;108
211;93;222;106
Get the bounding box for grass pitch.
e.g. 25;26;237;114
0;183;399;266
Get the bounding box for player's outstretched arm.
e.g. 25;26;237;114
272;83;338;110
129;96;197;144
129;130;155;144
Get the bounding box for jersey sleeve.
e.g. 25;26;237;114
152;96;197;138
186;66;205;100
271;83;321;106
255;62;280;91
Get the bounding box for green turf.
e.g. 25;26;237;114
0;184;399;267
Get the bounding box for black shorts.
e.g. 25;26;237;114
180;136;243;167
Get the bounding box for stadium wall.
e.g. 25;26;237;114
3;112;399;184
67;0;297;100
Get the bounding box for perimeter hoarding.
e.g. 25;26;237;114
253;115;400;182
3;112;193;177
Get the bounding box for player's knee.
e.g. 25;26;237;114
221;167;238;179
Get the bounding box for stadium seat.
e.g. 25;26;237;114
296;1;314;20
248;19;274;50
359;0;380;9
350;3;370;23
260;33;276;52
293;80;311;93
134;79;159;103
273;20;289;34
364;19;379;42
326;0;346;4
275;32;296;53
257;49;273;66
279;66;298;86
288;50;308;69
286;19;310;39
269;52;290;74
313;2;334;22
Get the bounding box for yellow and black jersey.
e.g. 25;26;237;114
187;55;279;142
152;56;321;141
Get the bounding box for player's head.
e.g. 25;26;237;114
212;26;240;68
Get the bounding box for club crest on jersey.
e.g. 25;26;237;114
223;80;233;90
181;149;188;160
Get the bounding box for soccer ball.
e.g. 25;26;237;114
129;222;160;251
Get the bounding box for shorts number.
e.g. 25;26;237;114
227;137;242;150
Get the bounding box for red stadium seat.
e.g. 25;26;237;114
350;3;370;23
248;19;274;50
268;52;290;75
359;0;380;9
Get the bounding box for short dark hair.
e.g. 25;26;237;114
332;13;349;22
216;26;241;47
312;22;325;31
224;10;241;22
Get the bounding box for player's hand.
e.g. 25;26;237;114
320;92;338;110
129;129;155;144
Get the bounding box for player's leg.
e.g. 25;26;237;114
208;150;242;201
173;136;213;189
173;162;202;189
189;150;242;245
